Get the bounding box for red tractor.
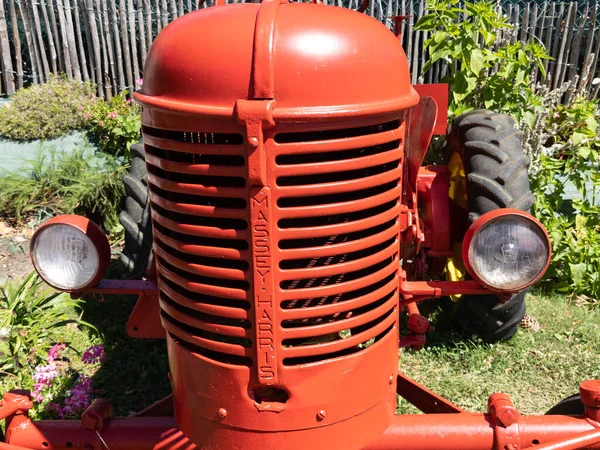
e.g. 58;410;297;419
4;1;600;449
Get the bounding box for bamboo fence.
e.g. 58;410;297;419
0;0;599;99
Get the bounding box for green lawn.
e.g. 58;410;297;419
398;292;600;414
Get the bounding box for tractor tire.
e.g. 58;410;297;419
445;110;535;342
119;141;154;274
546;394;584;416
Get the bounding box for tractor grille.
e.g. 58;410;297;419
145;118;402;368
273;119;402;366
144;127;254;367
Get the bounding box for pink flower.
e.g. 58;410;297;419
83;112;90;120
48;344;66;363
135;78;144;88
82;344;105;364
126;98;132;104
47;378;93;419
108;111;117;119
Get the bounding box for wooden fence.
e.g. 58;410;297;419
0;0;599;99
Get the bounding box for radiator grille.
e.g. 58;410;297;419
273;119;402;365
145;129;252;366
147;118;402;368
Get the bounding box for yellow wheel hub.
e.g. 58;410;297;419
445;152;468;301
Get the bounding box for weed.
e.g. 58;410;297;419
0;146;127;235
0;272;93;374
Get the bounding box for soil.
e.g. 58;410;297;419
0;221;34;285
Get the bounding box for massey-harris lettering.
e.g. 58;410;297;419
251;187;276;384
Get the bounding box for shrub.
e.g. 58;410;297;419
415;0;549;125
0;147;127;235
84;91;141;156
530;96;600;300
0;76;97;141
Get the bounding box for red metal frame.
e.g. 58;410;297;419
4;378;600;449
30;215;111;293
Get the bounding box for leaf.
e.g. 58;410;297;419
569;263;587;285
577;146;592;159
470;49;484;75
585;115;598;133
572;132;587;146
414;14;438;31
522;111;536;130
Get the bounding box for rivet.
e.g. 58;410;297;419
248;137;260;147
218;408;228;419
389;375;394;384
317;410;327;421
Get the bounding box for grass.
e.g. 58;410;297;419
398;292;600;414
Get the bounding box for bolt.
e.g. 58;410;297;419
317;410;327;421
497;409;519;428
217;408;228;419
504;445;515;450
248;137;260;147
389;375;394;385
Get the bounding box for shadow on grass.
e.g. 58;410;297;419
81;261;170;416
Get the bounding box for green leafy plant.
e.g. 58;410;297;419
531;96;600;300
0;76;97;141
415;0;550;124
84;91;141;156
0;272;92;373
0;147;127;234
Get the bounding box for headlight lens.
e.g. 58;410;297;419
465;212;550;291
31;216;109;291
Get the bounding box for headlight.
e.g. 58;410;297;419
31;215;110;292
462;209;551;292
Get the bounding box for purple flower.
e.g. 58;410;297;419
64;378;93;414
82;345;105;364
32;362;59;403
47;402;65;420
108;111;117;119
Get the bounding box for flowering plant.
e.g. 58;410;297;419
84;91;141;157
31;343;106;419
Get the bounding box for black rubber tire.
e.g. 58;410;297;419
119;141;153;274
445;110;535;342
546;394;584;416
